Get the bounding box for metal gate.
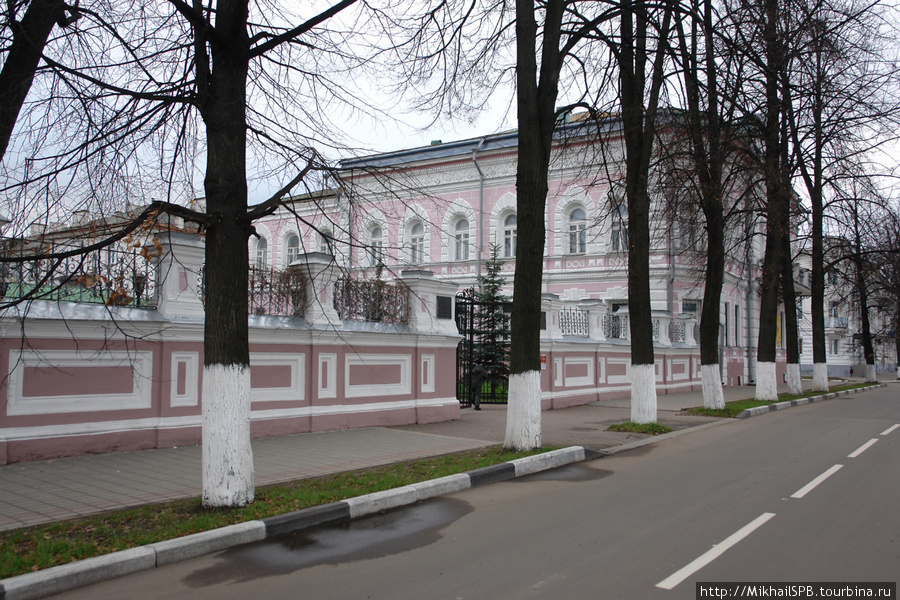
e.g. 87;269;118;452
455;287;511;406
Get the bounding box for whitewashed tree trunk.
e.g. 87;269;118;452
631;364;657;423
202;364;254;507
755;361;778;401
786;363;802;395
504;371;542;451
865;364;877;383
812;363;829;392
701;364;726;410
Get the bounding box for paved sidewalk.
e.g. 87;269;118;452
0;378;884;532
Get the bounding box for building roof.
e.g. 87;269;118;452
338;113;625;170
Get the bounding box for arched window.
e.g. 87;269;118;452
285;234;300;265
368;226;384;266
409;221;425;263
568;207;586;254
317;227;333;255
611;204;628;253
454;218;470;261
502;213;517;258
255;238;268;268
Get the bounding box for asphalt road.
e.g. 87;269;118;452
50;386;900;600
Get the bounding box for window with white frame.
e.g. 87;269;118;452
454;218;470;261
255;238;268;268
502;213;517;258
285;234;300;265
368;226;384;266
318;228;333;255
409;221;425;263
568;207;587;254
611;203;628;253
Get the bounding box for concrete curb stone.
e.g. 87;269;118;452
262;502;351;538
0;546;156;600
736;383;885;419
149;521;266;567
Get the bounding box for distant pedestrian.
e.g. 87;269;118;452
470;363;486;410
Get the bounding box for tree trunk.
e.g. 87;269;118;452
809;44;829;392
756;0;784;402
505;0;564;450
0;0;67;160
781;223;802;395
854;246;877;383
674;0;725;410
619;0;672;423
199;0;254;507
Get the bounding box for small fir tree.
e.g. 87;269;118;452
474;246;511;387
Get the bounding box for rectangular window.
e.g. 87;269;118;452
724;303;730;347
734;305;741;346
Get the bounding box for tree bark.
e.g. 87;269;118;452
619;0;672;423
198;0;254;507
0;0;67;160
505;0;564;450
756;0;784;401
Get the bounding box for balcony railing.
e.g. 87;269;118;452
669;320;686;343
559;308;589;337
603;314;628;339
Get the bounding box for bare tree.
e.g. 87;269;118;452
1;0;390;507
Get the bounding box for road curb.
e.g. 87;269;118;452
0;445;593;600
736;383;885;419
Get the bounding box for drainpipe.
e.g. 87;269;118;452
472;138;487;290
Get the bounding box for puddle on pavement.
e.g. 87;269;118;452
513;464;613;483
183;497;473;586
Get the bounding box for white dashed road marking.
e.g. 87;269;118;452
791;464;843;499
656;513;776;590
848;439;879;458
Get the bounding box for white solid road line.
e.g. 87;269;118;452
848;439;879;458
881;424;899;436
791;464;843;499
656;513;776;590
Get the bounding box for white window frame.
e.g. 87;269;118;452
285;234;300;265
368;226;384;267
611;203;628;253
409;221;425;264
502;213;517;258
568;207;587;254
454;218;470;261
255;237;268;268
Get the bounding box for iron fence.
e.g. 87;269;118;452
0;243;157;308
248;267;306;317
603;314;628;339
334;278;410;324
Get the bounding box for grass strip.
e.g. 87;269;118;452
0;445;551;579
683;382;879;418
607;422;673;435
